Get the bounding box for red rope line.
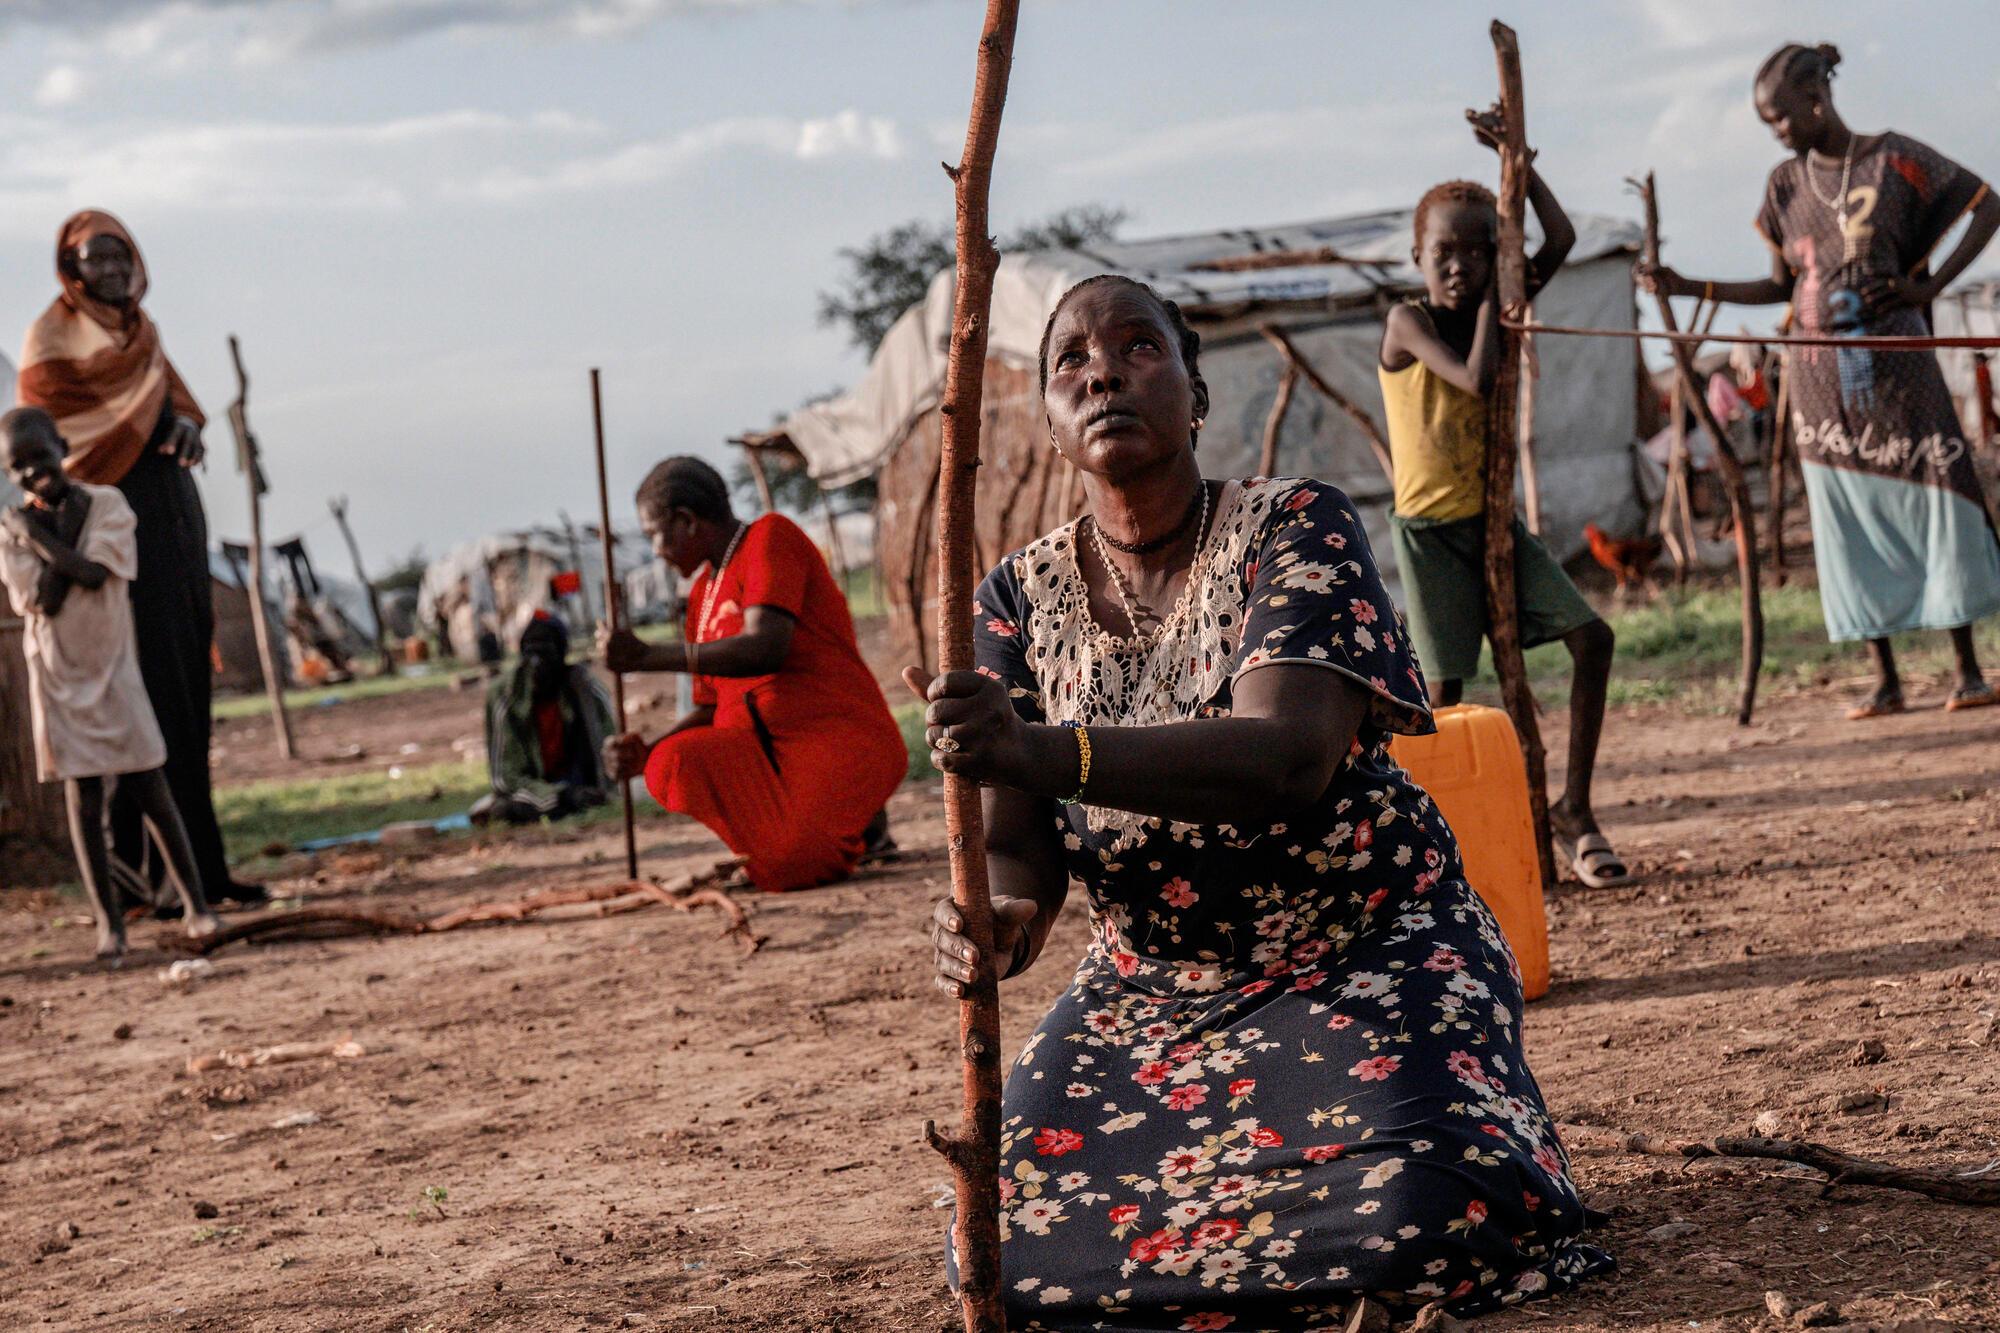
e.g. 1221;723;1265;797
1505;319;2000;352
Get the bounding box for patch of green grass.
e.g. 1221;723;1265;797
213;666;458;721
215;759;489;854
1459;582;2000;713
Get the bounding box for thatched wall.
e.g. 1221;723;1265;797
1;618;66;852
877;360;1083;672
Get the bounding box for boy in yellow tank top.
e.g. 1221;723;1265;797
1377;107;1630;887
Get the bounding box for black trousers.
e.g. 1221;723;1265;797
110;438;234;899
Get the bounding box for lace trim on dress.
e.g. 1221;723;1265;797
1009;478;1292;848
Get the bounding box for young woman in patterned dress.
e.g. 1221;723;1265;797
910;277;1611;1329
1642;42;2000;720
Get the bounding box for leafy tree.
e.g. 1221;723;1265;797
817;204;1128;355
371;547;428;595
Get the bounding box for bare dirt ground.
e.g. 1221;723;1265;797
4;670;2000;1331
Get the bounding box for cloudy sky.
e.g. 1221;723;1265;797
1;0;1994;564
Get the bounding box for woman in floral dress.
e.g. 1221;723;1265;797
912;276;1611;1329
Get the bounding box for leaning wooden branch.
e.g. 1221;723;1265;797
1257;324;1395;484
928;4;1021;1330
1562;1125;2000;1206
1482;22;1557;892
179;860;760;956
1633;171;1765;725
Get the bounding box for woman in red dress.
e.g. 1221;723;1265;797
599;457;906;891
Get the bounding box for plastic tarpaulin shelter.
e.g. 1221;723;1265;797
743;209;1647;664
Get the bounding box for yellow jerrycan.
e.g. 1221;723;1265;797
1388;704;1550;1001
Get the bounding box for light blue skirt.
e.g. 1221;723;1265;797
1803;460;2000;641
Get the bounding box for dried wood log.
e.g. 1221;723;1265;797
1561;1125;2000;1206
188;1036;366;1074
927;4;1021;1330
1481;22;1557;893
178;860;758;956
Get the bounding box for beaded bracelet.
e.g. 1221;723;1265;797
1058;720;1092;804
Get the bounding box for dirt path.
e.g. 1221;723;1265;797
3;689;1998;1331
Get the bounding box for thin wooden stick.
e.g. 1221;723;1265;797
1633;172;1765;726
225;336;294;760
181;860;757;955
1258;324;1395;484
1518;310;1542;535
1481;22;1556;893
1765;313;1795;577
328;495;394;676
742;443;777;514
1257;362;1298;477
1561;1125;2000;1206
590;369;640;880
925;5;1020;1330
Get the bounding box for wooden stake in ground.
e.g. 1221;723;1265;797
328;495;394;676
225;336;295;761
1481;22;1556;893
923;4;1020;1330
1634;171;1766;725
589;368;641;882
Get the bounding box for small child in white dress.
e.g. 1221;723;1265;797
1;407;217;959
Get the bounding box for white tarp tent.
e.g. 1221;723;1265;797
767;209;1647;566
1934;272;1999;432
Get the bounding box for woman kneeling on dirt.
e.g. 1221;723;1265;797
599;457;905;892
914;276;1611;1326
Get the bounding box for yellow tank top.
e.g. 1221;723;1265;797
1378;354;1488;522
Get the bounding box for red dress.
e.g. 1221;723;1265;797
643;514;906;892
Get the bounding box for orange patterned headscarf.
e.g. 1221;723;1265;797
15;210;203;486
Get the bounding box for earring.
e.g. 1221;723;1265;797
1192;417;1205;431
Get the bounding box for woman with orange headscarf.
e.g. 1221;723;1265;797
16;210;263;906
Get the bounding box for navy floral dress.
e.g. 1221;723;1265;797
961;479;1611;1330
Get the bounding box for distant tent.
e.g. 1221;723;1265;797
739;208;1648;667
1933;272;2000;442
417;527;673;660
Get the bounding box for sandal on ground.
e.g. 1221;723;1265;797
1946;681;1999;712
1558;832;1634;889
1845;691;1906;721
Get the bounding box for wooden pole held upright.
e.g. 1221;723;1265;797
226;336;295;761
924;4;1020;1331
590;369;640;881
1634;171;1765;725
328;495;393;676
1481;21;1556;892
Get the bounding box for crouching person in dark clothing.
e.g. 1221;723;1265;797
471;613;615;826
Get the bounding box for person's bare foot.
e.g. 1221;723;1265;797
185;913;221;940
94;930;129;963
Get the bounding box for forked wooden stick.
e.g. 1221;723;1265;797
1482;22;1556;892
923;4;1021;1330
1562;1125;2000;1206
1633;171;1765;725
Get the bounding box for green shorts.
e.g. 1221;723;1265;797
1389;511;1600;682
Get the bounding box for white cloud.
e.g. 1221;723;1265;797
0;106;904;226
5;0;853;64
33;64;87;108
459;110;904;201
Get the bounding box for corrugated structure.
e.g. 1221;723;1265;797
742;208;1648;667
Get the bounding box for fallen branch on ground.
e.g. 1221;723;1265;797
188;1035;367;1074
1561;1124;2000;1206
179;859;761;957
